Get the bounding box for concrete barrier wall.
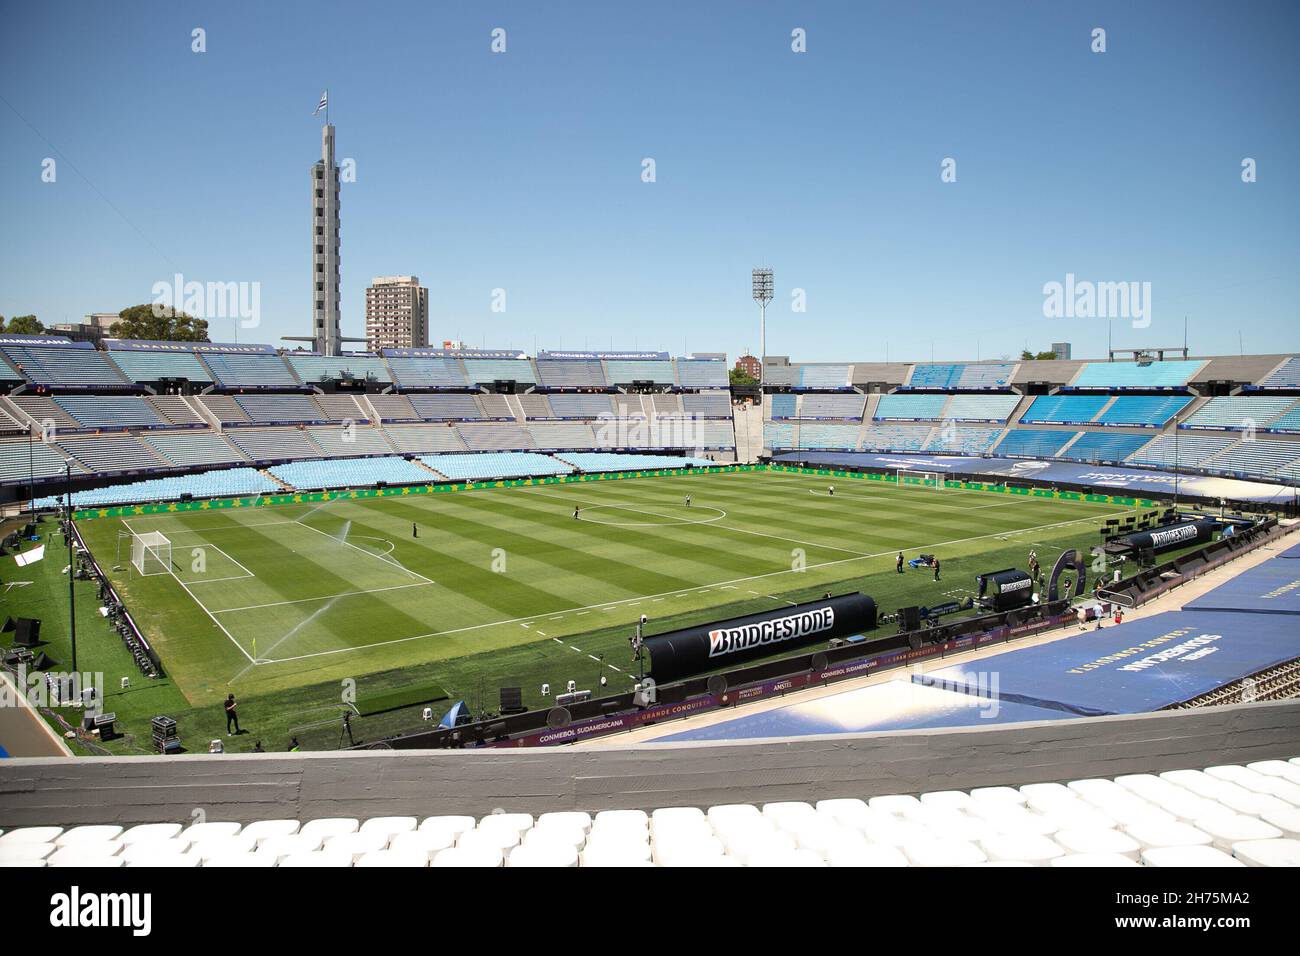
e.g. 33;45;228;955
1;700;1297;826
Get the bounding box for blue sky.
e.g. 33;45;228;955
1;0;1297;361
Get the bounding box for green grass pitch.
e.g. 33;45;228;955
62;469;1138;752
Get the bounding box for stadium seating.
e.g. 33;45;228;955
8;757;1293;866
646;394;682;417
1127;434;1237;470
528;423;598;449
906;363;1014;390
796;424;862;449
1254;357;1300;388
764;423;796;449
106;348;213;384
1209;440;1300;478
944;394;1020;423
382;425;468;454
0;404;27;435
143;432;248;468
1071;360;1203;389
612;395;646;418
55;435;167;473
367;394;421;422
799;394;866;419
225;428;323;462
1183;396;1296;431
478;394;513;419
874;394;947;421
1061;432;1153;463
235;395;328;424
196;395;250;424
548;394;615;418
462;358;537;385
8;395;79;429
202;352;300;389
907;364;964;389
768;394;797;419
409;394;486;421
35;468;280;508
860;425;931;451
956;363;1016;389
798;365;852;388
995;429;1075;458
556;453;715;471
147;396;207;427
0;438;88;484
680;392;731;417
604;360;675;385
314;395;369;423
1019;395;1108;425
517;394;556;419
47;396;166;430
1266;407;1300;433
675;360;729;387
1092;395;1192;428
691;421;738;448
270;457;432;490
1;342;131;388
285;354;392;385
420;452;572;480
385;356;469;389
456;423;536;451
535;360;608;388
306;427;394;458
927;427;1001;455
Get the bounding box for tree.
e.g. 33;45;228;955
109;305;209;342
729;367;757;386
1020;350;1057;361
1;314;44;335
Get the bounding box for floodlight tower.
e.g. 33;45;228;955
752;267;773;385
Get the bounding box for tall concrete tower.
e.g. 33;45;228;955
311;124;342;355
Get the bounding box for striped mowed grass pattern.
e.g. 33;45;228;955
80;470;1133;705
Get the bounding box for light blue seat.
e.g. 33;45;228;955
1063;432;1153;462
944;394;1020;422
995;429;1075;458
874;394;947;420
269;456;431;490
1020;395;1107;424
556;453;714;472
1093;395;1192;427
420;452;573;480
1072;360;1203;389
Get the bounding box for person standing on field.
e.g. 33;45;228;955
933;557;941;582
224;694;240;736
896;551;904;574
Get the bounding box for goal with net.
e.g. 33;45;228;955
131;531;173;576
896;469;943;490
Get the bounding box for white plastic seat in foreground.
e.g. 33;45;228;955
356;849;430;867
0;842;56;865
55;824;123;846
46;846;125;867
478;813;533;837
968;786;1026;806
868;794;923;816
240;819;301;842
1141;845;1243;867
537;811;592;831
323;831;390;861
979;833;1065;866
119;822;184;845
919;791;974;812
358;816;418;840
1230;838;1300;867
279;850;354;868
1260;807;1300;839
299;818;359;842
256;833;324;860
431;846;503;867
826;843;908;867
594;809;648;828
458;828;519;855
205;850;276;867
0;827;63;847
901;838;987;867
1052;827;1141;860
1195;815;1283;851
1247;760;1300;785
120;839;191;864
1123;821;1213;850
649;807;705;831
580;845;653;867
389;830;457;860
181;821;242;842
125;847;200;867
1050;853;1139;867
189;834;258;861
419;815;476;838
508;843;578;867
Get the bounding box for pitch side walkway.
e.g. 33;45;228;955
580;526;1298;746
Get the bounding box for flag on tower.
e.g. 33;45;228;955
314;90;328;115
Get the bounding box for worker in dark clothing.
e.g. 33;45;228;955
896;551;904;574
933;557;941;582
288;737;300;752
224;694;240;736
573;506;580;520
412;522;418;538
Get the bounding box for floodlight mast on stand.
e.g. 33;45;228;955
752;268;773;387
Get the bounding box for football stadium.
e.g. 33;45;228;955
2;2;1298;900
